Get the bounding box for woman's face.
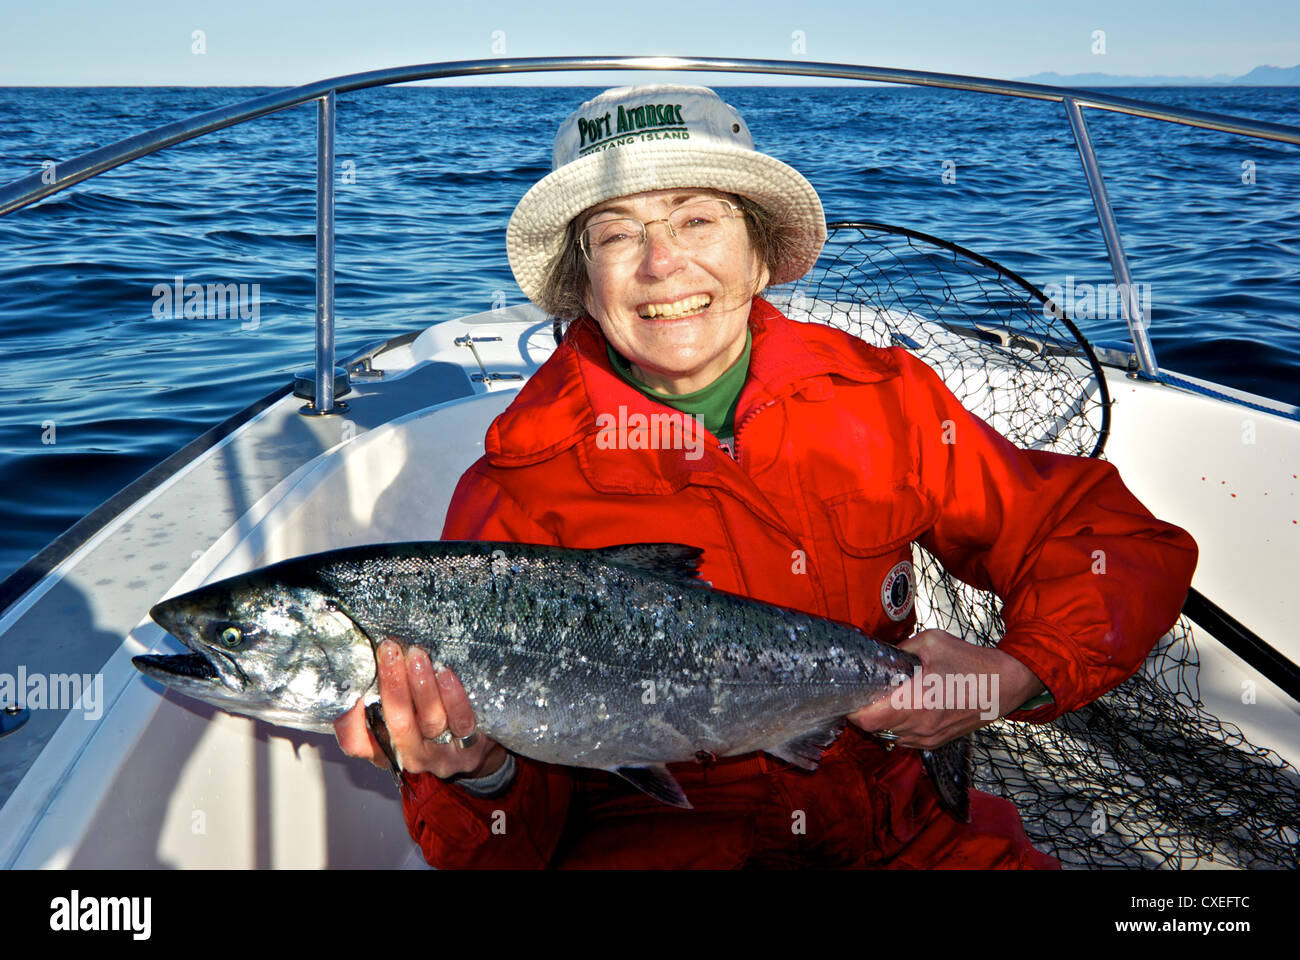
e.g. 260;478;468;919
580;188;769;395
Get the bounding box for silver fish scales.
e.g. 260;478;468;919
135;540;970;817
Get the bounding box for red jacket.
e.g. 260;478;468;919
401;297;1198;868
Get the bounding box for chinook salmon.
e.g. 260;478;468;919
134;541;971;820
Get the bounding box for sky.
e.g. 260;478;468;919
2;0;1298;87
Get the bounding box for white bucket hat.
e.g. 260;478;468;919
506;84;827;317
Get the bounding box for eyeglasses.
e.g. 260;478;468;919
578;199;744;266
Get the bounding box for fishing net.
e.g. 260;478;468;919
772;222;1300;869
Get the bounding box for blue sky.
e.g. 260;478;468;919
3;0;1298;86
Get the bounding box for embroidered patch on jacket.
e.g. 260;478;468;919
881;560;915;621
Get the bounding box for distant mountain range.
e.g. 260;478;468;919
1016;64;1300;86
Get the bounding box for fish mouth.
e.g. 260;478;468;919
133;652;220;684
141;597;249;692
133;647;247;693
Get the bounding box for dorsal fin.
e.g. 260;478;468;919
596;543;707;586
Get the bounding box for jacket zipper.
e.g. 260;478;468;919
731;397;778;465
728;394;831;614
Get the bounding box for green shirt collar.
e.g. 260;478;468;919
605;328;752;439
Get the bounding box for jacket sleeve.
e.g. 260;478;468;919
897;349;1199;723
396;459;575;869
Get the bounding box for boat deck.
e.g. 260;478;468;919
1;302;1297;868
0;341;479;850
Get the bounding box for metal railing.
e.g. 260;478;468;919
3;56;1299;410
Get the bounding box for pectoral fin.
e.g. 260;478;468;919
610;764;693;809
364;702;404;789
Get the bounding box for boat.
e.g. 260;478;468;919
0;57;1296;869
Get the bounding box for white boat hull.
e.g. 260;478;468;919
2;302;1296;869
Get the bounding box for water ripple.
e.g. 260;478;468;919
0;84;1298;580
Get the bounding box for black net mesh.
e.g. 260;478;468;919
771;222;1300;869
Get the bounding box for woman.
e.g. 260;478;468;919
335;84;1198;868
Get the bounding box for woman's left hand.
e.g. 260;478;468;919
847;628;1046;749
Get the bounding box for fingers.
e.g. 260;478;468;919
331;639;502;778
416;665;499;776
896;628;946;662
376;640;420;758
333;698;386;769
847;680;973;751
406;647;448;740
359;641;495;777
333;698;368;754
847;704;889;735
434;664;477;740
847;629;980;748
844;631;940;740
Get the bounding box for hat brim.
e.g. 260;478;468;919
507;140;826;317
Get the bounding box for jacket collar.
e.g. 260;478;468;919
482;297;900;491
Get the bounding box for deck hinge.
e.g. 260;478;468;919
456;335;517;385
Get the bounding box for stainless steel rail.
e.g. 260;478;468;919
3;56;1299;404
6;57;1300;219
1063;97;1159;379
304;91;340;416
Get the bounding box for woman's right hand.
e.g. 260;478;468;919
334;639;506;780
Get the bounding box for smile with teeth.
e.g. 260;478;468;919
639;294;711;319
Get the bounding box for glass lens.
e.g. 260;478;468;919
581;200;737;264
668;200;731;237
583;218;642;259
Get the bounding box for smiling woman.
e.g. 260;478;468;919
577;188;768;394
332;83;1198;870
541;189;798;338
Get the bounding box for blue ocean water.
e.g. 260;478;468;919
0;84;1298;584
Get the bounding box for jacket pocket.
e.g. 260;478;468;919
824;482;937;557
822;483;937;635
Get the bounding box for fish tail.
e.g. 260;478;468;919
921;737;971;823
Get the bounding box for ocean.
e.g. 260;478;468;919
1;83;1298;584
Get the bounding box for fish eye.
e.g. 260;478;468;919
219;626;242;648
